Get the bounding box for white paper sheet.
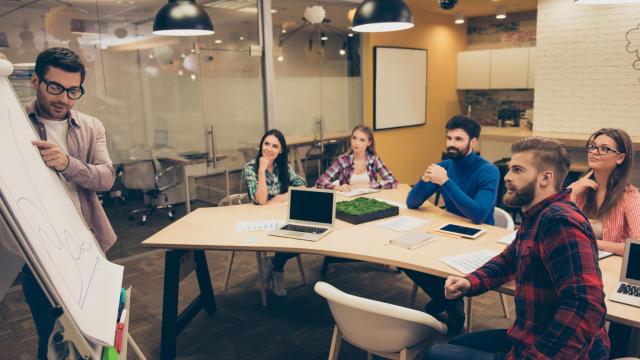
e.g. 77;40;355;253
377;198;408;209
440;250;499;275
0;76;123;346
335;188;380;197
497;231;517;245
377;215;430;232
236;220;285;232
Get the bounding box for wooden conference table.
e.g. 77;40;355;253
142;185;639;359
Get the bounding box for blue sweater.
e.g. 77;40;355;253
406;152;500;225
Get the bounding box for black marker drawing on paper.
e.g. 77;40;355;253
0;103;98;308
625;22;640;81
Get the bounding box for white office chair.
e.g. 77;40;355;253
218;193;307;307
315;282;447;360
409;207;514;332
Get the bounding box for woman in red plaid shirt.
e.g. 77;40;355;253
425;137;609;360
315;125;398;191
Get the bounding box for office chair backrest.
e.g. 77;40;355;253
218;193;250;207
493;207;515;231
121;160;157;192
314;281;447;354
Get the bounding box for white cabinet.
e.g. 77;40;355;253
457;47;536;89
456;50;491;89
490;47;529;89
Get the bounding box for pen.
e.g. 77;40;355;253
115;309;128;352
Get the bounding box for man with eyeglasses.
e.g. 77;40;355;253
21;47;117;359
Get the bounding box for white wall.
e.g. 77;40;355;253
534;0;640;135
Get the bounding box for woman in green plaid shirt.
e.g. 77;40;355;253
243;129;306;296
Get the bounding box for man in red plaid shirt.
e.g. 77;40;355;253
425;137;610;360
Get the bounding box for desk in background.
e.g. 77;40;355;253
142;185;640;359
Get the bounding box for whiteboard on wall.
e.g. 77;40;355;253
0;59;123;347
374;47;427;130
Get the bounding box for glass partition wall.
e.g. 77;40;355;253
272;0;362;137
0;0;361;207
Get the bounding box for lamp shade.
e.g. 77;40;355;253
352;0;413;33
153;0;214;36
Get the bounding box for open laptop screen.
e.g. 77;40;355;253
289;189;333;225
626;242;640;281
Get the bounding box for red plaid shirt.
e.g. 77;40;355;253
466;190;610;359
315;153;398;190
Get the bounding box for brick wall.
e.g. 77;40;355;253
534;0;640;135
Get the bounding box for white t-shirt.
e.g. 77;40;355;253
349;171;370;187
40;117;83;213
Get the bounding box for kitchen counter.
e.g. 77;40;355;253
481;126;640;147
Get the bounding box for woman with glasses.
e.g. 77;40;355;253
569;128;640;256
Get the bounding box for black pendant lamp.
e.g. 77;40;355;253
153;0;214;36
352;0;414;33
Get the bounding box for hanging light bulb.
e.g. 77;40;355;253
340;41;347;56
320;32;328;41
454;12;465;25
496;5;507;19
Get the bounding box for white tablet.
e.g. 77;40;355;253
434;223;485;239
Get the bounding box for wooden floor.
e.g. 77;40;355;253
0;199;516;359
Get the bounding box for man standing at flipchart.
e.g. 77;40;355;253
21;47;117;359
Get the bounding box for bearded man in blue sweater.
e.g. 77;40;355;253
404;115;499;336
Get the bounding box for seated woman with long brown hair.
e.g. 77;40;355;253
569;128;640;256
315;124;398;191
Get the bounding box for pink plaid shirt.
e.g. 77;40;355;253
315;153;398;190
575;185;640;243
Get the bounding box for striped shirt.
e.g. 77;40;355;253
575;185;640;243
243;159;306;203
315;153;398;190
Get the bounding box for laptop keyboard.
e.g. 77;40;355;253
617;283;640;297
282;224;328;234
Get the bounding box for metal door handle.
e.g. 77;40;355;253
206;125;217;168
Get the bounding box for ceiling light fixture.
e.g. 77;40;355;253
352;0;413;33
496;5;507;19
153;0;214;36
454;12;464;25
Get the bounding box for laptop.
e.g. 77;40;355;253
268;188;335;241
609;238;640;307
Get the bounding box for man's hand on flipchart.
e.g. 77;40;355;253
32;140;70;172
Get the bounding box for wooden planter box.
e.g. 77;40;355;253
336;206;399;225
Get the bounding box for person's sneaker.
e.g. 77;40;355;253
262;256;274;290
445;300;466;337
272;271;287;296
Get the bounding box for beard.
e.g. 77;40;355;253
445;143;471;160
503;179;536;208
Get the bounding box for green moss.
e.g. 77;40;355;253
336;197;393;216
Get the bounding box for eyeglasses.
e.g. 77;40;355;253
586;144;622;156
39;78;84;100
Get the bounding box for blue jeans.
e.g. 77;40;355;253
424;329;510;360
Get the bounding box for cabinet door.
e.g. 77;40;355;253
490;48;529;89
457;50;491;89
528;47;536;89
